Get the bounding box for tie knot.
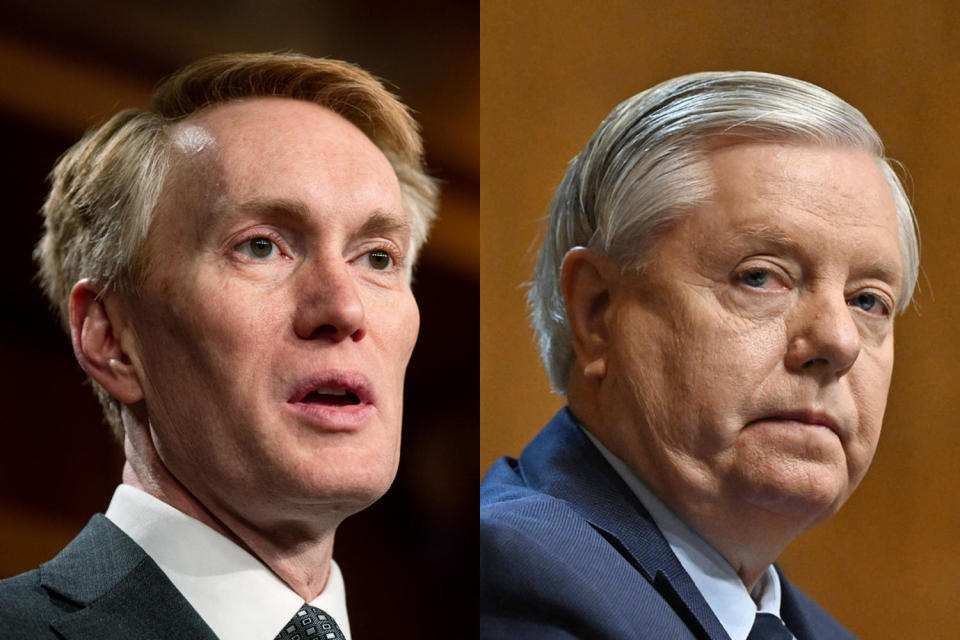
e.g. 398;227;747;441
275;604;346;640
746;611;794;640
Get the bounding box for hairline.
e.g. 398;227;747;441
129;95;424;291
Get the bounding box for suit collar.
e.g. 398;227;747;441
517;408;730;640
39;514;215;640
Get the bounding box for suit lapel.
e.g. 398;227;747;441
518;409;730;640
40;515;217;640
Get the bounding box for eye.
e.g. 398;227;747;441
236;236;277;259
365;249;394;271
739;268;770;288
848;292;889;316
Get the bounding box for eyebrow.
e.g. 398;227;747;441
355;210;412;243
730;222;903;287
224;197;411;240
730;222;797;247
228;197;311;225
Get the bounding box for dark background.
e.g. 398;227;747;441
0;3;478;639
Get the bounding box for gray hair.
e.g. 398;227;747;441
529;71;920;393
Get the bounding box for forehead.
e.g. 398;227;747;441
680;142;903;285
709;142;893;218
161;97;403;228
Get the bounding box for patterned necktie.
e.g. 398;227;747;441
275;604;346;640
746;612;794;640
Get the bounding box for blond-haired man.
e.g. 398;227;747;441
0;52;436;640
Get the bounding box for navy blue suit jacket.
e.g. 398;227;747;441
0;514;216;640
480;408;858;639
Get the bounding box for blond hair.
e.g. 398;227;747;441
35;52;438;439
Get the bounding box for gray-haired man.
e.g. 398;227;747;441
481;71;917;639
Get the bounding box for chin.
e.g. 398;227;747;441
736;465;850;524
293;457;398;508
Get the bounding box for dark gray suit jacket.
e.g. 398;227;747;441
0;514;217;639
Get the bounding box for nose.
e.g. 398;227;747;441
292;257;365;342
784;291;861;379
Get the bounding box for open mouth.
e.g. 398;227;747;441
286;372;374;428
300;388;361;407
286;372;375;429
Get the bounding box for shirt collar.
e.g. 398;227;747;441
582;428;785;640
105;484;351;640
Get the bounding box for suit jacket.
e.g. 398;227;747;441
479;408;858;639
0;514;217;640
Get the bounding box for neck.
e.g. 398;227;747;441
121;411;336;601
677;502;797;590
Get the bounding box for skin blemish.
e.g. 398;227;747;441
173;124;217;155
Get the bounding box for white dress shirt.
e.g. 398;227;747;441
583;430;793;640
105;484;351;640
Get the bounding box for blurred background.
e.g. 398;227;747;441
0;2;477;639
481;1;959;638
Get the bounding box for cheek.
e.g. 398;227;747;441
703;304;790;382
402;299;421;361
608;309;671;419
607;303;711;458
846;346;894;479
381;292;420;373
135;276;271;408
614;305;791;459
623;300;786;404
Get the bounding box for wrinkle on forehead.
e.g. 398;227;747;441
710;143;896;231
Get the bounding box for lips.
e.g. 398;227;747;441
286;370;375;430
747;409;841;436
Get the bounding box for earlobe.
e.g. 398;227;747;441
69;280;144;404
561;247;617;383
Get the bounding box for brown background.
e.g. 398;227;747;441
0;2;477;639
481;1;959;638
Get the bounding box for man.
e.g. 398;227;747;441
0;52;436;639
480;71;918;639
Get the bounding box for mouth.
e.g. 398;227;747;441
299;387;362;407
747;409;841;436
286;371;375;429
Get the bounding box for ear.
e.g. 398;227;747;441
560;247;617;382
69;280;144;404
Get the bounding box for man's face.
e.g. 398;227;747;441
123;98;418;526
599;142;903;527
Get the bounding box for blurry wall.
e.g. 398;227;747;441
0;3;477;639
480;1;959;637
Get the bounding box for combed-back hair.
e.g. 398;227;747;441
529;71;919;393
35;52;438;439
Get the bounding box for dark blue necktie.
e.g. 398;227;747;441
275;605;346;640
746;612;794;640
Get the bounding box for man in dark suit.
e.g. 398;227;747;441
480;72;919;639
0;52;437;639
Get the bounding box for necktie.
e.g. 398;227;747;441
746;612;794;640
275;605;346;640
